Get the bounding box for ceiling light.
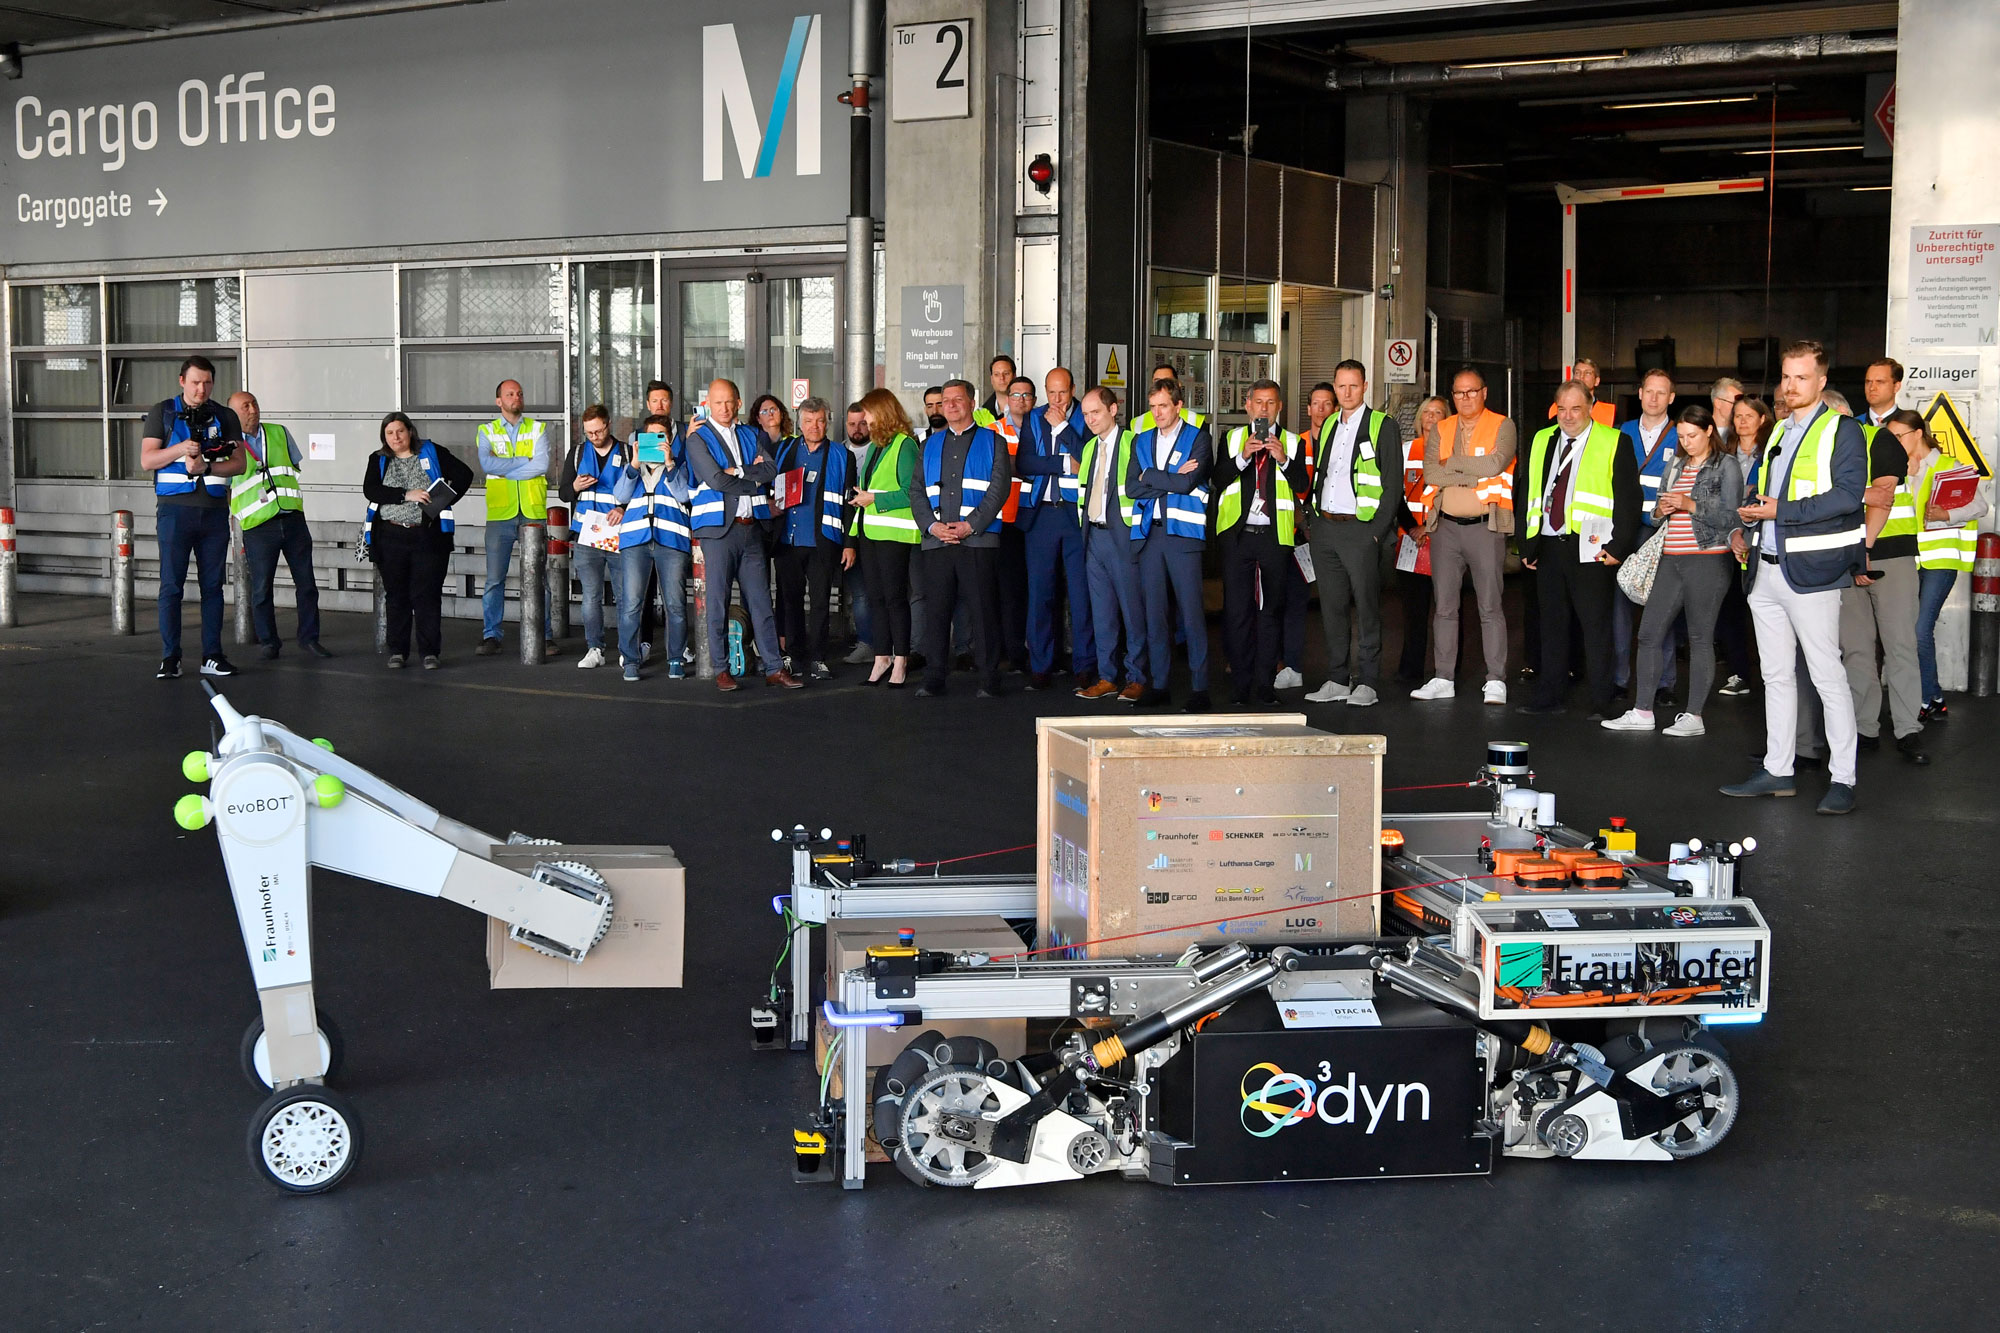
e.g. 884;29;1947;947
1604;95;1757;110
1450;51;1627;71
1849;185;1892;192
1734;144;1864;155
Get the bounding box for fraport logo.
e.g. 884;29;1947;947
703;15;823;181
1238;1063;1432;1137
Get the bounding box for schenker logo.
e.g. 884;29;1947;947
1239;1062;1431;1137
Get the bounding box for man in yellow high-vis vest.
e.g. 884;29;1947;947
1519;380;1642;718
476;377;558;656
228;390;330;661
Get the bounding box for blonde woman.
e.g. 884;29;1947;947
850;388;921;686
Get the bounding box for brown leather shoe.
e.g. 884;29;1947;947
1076;678;1120;699
716;671;740;692
1119;681;1146;702
766;669;806;690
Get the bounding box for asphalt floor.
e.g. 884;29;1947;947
2;589;1994;1330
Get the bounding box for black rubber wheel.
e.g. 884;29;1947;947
246;1084;363;1194
240;1012;345;1091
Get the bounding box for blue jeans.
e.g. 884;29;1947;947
242;510;322;647
1916;566;1958;702
572;544;618;649
156;502;229;661
481;515;551;642
619;542;688;669
845;568;873;647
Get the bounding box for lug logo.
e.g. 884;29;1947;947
703;15;823;181
1239;1063;1432;1137
1283;917;1319;929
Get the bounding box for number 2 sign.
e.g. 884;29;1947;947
891;19;973;122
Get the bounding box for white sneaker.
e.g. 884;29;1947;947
1482;680;1507;706
1305;680;1351;703
1663;712;1706;737
576;647;605;669
1601;708;1655;731
1346;684;1379;707
1273;667;1304;690
1411;677;1456;701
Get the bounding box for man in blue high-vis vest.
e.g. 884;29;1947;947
911;380;1015;697
139;356;246;680
687;378;801;692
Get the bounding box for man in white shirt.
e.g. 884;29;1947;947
1861;358;1902;427
1614;368;1680;708
1074;386;1147;700
1303;361;1400;707
1710;377;1744;447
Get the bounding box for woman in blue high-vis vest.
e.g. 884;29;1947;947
362;412;472;669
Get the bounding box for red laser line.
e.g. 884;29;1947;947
914;842;1036;869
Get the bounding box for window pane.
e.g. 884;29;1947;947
10;283;99;347
680;279;746;412
16;418;103;478
111;355;239;407
1218;283;1273;345
14;355;102;410
411;418;565;480
403;347;561;413
113;419;149;480
402;263;563;338
572;260;656;436
110;277;241;343
1151;271;1210;342
768;275;837;406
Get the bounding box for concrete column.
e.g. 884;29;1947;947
1884;0;2000;693
883;0;1003;416
1345;94;1431;423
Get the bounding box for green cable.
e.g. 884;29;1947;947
819;1029;843;1108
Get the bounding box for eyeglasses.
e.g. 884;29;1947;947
1452;389;1484;398
1008;391;1035;400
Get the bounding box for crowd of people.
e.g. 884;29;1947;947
140;340;1980;811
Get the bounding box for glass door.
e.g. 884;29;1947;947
674;265;841;424
765;274;838;409
678;276;748;421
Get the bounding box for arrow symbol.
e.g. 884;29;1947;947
149;189;167;216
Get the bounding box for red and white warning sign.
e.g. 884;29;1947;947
1385;338;1418;385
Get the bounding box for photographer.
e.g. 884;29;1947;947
1213;380;1311;706
138;356;246;680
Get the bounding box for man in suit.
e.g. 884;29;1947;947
1213;379;1312;707
1302;360;1400;709
1721;340;1868;814
911;379;1015;697
1074;385;1147;701
1015;366;1095;690
686;377;802;691
1518;379;1643;718
1128;378;1213;710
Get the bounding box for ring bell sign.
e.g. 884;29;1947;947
1;0;853;265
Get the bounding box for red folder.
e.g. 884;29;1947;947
1928;465;1980;517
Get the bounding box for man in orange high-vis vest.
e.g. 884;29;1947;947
1412;367;1517;705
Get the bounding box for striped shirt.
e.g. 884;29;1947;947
1662;461;1726;555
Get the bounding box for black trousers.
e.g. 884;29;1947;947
1397;566;1432;679
374;523;448;657
1715;571;1756;680
1531;534;1617;710
997;525;1029;667
859;535;914;657
922;544;1000;691
1220;527;1295;693
775;541;839;666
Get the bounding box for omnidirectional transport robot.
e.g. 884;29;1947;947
771;723;1771;1190
176;686;616;1193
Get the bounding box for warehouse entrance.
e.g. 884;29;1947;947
674;263;845;424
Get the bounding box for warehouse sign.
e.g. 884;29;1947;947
0;0;860;265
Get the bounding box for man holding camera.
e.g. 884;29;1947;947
140;356;246;679
1213;379;1312;706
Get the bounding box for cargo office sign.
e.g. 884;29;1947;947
0;0;857;266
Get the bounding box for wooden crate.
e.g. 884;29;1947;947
1035;717;1384;958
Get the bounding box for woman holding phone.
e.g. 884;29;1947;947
1601;403;1742;736
361;411;471;670
615;412;692;683
1712;395;1778;697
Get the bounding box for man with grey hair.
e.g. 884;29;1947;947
1711;377;1745;446
772;396;851;679
911;379;1015;697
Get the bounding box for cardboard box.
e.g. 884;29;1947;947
1036;717;1384;958
485;847;685;988
825;915;1030;1067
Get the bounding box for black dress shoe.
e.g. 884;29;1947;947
302;641;333;658
1654;688;1676;711
976;686;999;699
1255;685;1279;704
476;638;502;656
260;642;281;660
1897;734;1930;766
1024;671;1053;691
1136;687;1172;707
1857;733;1881;751
1517;702;1566;716
915;684;943;698
1184;690;1212;712
1233;690;1257;708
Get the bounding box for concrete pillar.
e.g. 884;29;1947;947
1884;0;2000;693
883;0;1005;417
1345;94;1431;423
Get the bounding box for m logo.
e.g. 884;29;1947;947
703;15;823;181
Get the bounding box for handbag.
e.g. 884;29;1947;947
1617;524;1668;604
